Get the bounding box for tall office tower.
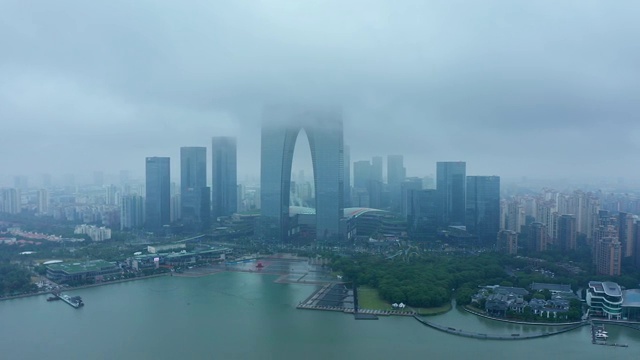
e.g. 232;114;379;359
261;106;343;242
370;156;384;209
170;194;181;223
343;145;351;208
618;212;635;258
212;137;237;220
37;189;49;215
465;176;500;243
180;147;210;229
557;214;577;251
408;189;439;237
595;237;622;276
497;230;518;255
120;194;144;230
387;155;406;212
93;171;104;187
353;160;372;190
436;161;466;226
401;177;423;218
1;188;20;214
529;222;549;252
145;157;170;231
371;156;383;183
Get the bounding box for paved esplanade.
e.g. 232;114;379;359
260;105;344;242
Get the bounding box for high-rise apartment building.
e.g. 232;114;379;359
1;188;20;214
181;147;210;229
145;157;170;231
595;237;622;276
121;194;144;230
37;189;49;215
618;212;635;258
436;161;466;226
557;214;577;251
465;176;500;243
497;230;518;255
212;137;237;219
529;222;549;252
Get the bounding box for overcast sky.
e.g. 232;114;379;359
1;1;639;186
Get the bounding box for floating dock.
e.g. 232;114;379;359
49;292;84;309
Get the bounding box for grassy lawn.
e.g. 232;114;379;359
357;286;452;315
357;286;392;310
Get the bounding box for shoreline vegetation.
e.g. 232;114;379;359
463;305;586;326
0;272;170;302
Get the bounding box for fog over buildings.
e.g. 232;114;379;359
1;1;639;184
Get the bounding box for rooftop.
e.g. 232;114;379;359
530;283;572;293
622;289;640;308
47;260;117;274
288;206;388;219
589;281;622;297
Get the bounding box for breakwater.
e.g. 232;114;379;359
413;315;587;340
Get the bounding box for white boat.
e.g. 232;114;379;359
595;332;608;340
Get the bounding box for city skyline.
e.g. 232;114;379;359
2;2;640;183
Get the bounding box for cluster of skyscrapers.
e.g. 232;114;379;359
141;137;237;233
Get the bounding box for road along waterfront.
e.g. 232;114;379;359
1;272;639;360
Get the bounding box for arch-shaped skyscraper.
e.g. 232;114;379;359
260;106;344;242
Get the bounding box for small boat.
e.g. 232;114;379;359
595;333;608;340
46;296;59;302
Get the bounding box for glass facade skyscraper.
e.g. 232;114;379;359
211;137;237;219
465;175;500;243
145;157;170;231
180;147;210;229
261;106;344;242
387;154;406;212
437;161;466;226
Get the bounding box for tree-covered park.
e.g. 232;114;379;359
0;263;37;297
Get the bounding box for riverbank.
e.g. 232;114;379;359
464;305;586;326
0;273;170;302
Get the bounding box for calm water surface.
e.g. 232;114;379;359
1;272;639;360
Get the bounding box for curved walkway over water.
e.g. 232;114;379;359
413;315;588;340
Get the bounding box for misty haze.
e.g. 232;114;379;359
1;1;640;359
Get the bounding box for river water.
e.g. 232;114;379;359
1;272;639;360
